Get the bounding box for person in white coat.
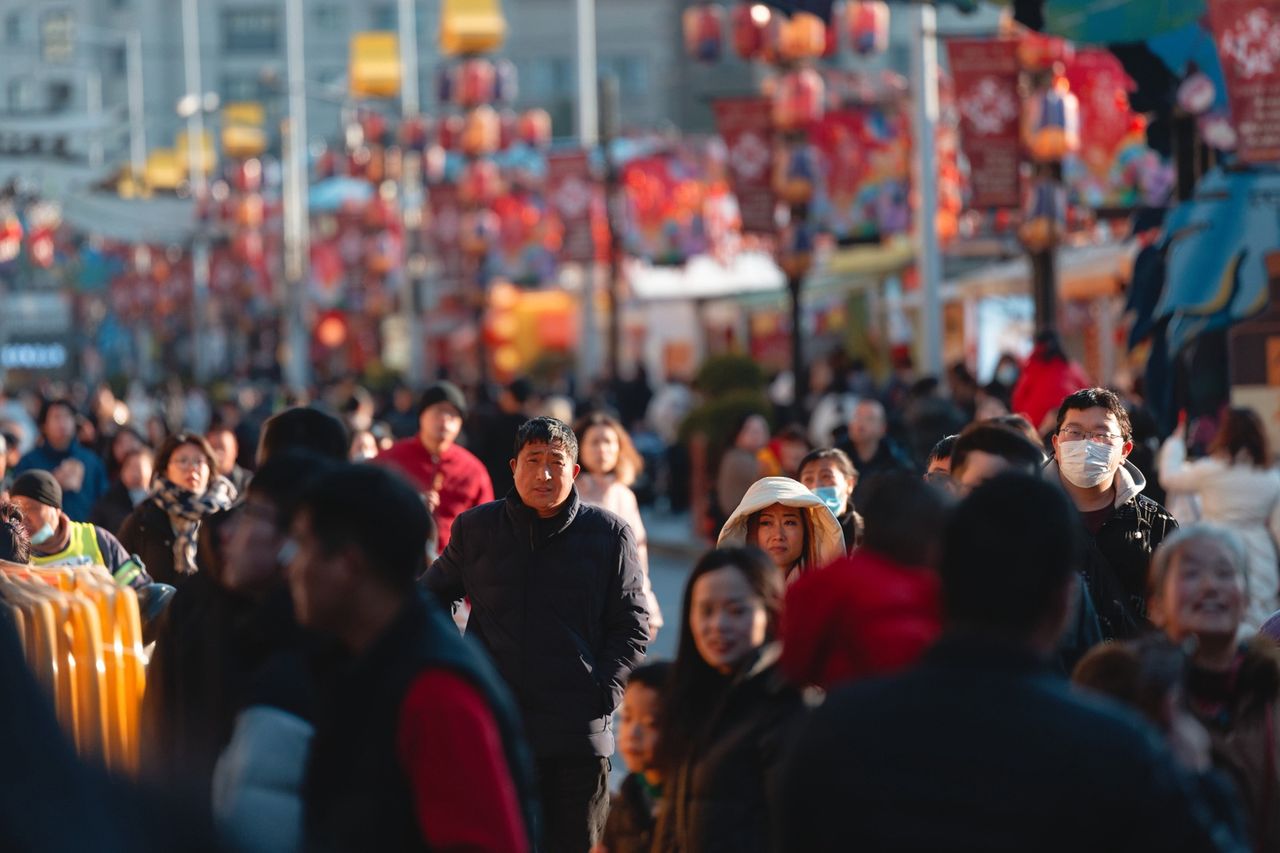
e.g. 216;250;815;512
1159;407;1280;634
717;476;845;583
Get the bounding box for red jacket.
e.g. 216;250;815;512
376;439;494;549
780;549;942;690
1011;355;1092;435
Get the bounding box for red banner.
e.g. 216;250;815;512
546;150;598;263
1208;0;1280;164
428;183;464;288
712;97;776;234
946;38;1022;209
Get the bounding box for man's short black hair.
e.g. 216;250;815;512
928;434;958;464
513;416;578;462
951;423;1045;478
295;464;431;591
1055;387;1132;441
862;472;953;567
940;473;1084;638
258;407;350;464
38;398;76;427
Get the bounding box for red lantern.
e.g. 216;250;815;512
461;106;501;156
772;68;825;132
459;159;505;204
846;1;889;57
399;115;433;151
456;58;498;108
518;109;553;149
779;12;826;62
236;194;265;228
459;209;500;258
731;2;771;60
1017;32;1073;72
683;4;724;62
439;115;466;152
1022;78;1079;163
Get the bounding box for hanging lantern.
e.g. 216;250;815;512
231;158;263;193
772;68;825;132
846;1;889;57
461;106;501;156
1018;180;1066;253
1200;112;1239;151
683;4;724;63
731;3;771;60
1177;72;1216;116
772;144;819;206
459;208;500;257
494;58;519;104
439;114;466;152
455;58;498;108
399;115;433;152
1023;78;1079;163
1017;32;1073;72
460;159;505;204
777;222;815;280
236;194;265;228
0;213;23;264
778;12;826;61
518;109;553;149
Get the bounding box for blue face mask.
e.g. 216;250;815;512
30;522;55;546
813;486;845;516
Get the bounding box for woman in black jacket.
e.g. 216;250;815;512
652;547;804;853
119;432;236;587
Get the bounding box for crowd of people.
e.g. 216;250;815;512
0;334;1278;852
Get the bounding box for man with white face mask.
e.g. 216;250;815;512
1048;388;1177;641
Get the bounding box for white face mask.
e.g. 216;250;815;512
1057;440;1121;489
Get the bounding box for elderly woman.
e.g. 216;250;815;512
1141;524;1280;850
717;477;845;582
119;431;237;587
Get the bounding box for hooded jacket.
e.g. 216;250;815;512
1045;458;1178;641
716;477;846;578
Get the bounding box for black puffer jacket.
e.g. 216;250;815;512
600;773;659;853
1047;460;1177;641
653;645;804;853
425;489;650;758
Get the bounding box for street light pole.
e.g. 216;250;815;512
125;29;146;181
576;0;601;394
181;0;211;384
398;0;427;387
910;3;944;378
282;0;311;394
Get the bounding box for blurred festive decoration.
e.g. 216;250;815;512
1017;31;1074;72
779;12;827;62
1023;77;1080;163
221;102;268;159
1018;179;1067;252
1177;72;1216;115
772;68;826;132
440;0;507;56
843;1;889;57
684;3;725;62
731;2;773;61
349;32;401;99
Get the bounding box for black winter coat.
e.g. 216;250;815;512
653;645;804;853
600;773;659;853
302;592;538;853
118;501;181;587
776;634;1249;852
90;481;137;537
1082;491;1177;641
425;489;650;758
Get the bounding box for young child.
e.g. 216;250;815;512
595;661;671;853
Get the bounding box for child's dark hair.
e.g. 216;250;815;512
626;661;672;694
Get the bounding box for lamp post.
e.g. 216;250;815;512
398;0;428;387
180;0;213;384
282;0;312;394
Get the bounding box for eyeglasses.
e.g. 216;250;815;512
1058;428;1124;444
169;455;209;469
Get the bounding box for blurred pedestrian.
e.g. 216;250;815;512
575;412;663;634
776;474;1248;852
14;399;109;522
103;426;145;485
796;448;862;552
924;434;957;483
426;417;649;853
1047;388;1177;641
119;432;236;587
289;464;537;853
839;399;915;512
91;448;154;536
473;378;537;498
349;429;379;461
759;425;810;480
715;414;768;527
206;424;251;495
717;477;845;582
1159;408;1280;633
781;473;947;690
377;382;493;551
651;547;802;853
1011;331;1092;435
593;661;671;853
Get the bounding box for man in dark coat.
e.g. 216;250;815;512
14;399;109;522
776;474;1248;853
426;416;651;853
838;398;916;512
291;464;537;853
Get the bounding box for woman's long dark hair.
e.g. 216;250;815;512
1210;407;1270;468
656;546;783;774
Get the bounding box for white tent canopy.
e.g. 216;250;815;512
627;251;785;302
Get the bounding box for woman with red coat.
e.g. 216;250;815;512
1011;331;1092;437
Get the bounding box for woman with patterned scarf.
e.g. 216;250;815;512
119;431;237;587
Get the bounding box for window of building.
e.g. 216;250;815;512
7;77;34;111
110;45;127;74
222;7;280;53
4;12;21;44
601;56;649;98
39;9;75;62
371;3;396;30
47;80;72;112
313;4;345;31
221;73;266;102
524;56;575;99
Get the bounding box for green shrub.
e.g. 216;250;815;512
693;354;767;398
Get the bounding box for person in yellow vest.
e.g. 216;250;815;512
8;470;149;589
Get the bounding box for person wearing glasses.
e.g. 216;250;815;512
1047;388;1177;642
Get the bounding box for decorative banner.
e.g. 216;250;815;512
1208;0;1280;164
807;106;912;241
946;38;1021;209
428;183;465;288
712;97;776;234
546;149;597;263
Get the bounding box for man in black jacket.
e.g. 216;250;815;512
426;416;651;853
1046;387;1177;640
776;474;1248;853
